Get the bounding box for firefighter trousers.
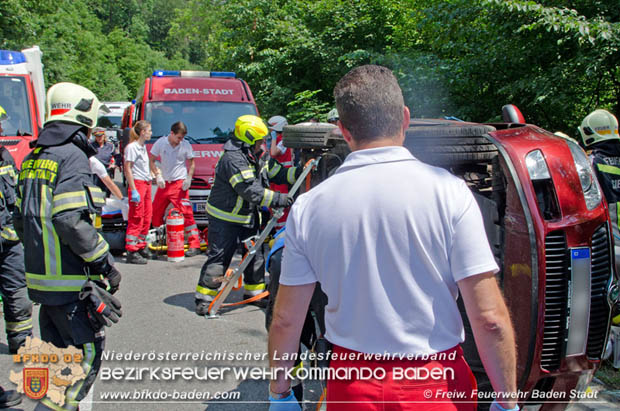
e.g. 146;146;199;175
126;179;152;252
196;218;265;302
152;180;200;249
34;301;104;411
0;240;33;353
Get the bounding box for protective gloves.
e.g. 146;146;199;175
79;280;122;329
182;175;192;191
88;255;122;294
274;194;294;208
156;173;166;189
490;399;519;411
105;266;122;295
130;189;140;203
268;391;300;411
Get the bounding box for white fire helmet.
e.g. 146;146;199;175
578;109;619;147
45;82;106;128
267;115;288;132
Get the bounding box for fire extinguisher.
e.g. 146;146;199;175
166;208;185;262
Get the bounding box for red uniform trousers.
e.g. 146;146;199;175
326;344;477;411
152;179;200;249
126;179;152;252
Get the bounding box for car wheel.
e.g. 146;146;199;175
405;125;498;166
282;123;340;149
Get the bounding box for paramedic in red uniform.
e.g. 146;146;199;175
267;115;292;231
268;65;518;411
150;121;201;257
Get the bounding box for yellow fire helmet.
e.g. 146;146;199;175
45;82;104;128
0;105;8;122
234;114;269;145
578;109;620;146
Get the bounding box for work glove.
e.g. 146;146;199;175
490;399;519;411
182;175;192;191
130;189;140;203
79;280;122;329
156;173;166;189
88;255;122;294
274;194;294;208
268;391;300;411
105;266;122;295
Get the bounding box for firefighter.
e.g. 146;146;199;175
14;82;122;411
267;115;293;231
0;107;33;355
580;109;620;237
194;115;299;315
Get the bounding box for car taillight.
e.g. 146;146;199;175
566;140;602;210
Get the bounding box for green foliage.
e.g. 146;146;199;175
286;90;331;123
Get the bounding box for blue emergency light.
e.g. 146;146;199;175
152;70;236;78
0;50;26;65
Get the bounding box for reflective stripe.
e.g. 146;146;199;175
0;165;16;182
196;285;218;296
280;161;294;167
80;234;109;262
231;196;244;215
52;190;88;215
597;163;620;176
87;186;106;207
0;227;18;241
6;318;33;332
65;342;95;411
26;273;88;292
126;234;140;245
15;196;21;210
205;201;251;224
267;163;281;179
240;169;254;179
229;173;244;188
260;189;274;208
41;185;61;276
244;283;266;291
287;167;297;184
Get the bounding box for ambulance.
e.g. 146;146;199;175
0;46;45;166
122;70;259;226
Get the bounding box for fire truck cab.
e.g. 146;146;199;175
0;46;45;167
123;70;259;226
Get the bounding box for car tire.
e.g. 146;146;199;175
282;123;340;149
405;125;497;166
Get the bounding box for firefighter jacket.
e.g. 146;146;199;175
14;122;109;306
206;138;300;226
0;147;19;244
591;140;620;241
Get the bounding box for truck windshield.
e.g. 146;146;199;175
145;101;258;143
0;77;32;136
98;115;122;128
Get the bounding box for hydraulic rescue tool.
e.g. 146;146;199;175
206;158;320;318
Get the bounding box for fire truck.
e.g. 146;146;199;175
122;70;259;226
0;46;45;167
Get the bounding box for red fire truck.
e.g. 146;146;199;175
122;70;259;226
0;46;45;167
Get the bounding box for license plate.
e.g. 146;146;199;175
193;202;206;213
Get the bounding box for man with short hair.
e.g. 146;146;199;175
150;121;201;257
268;65;518;411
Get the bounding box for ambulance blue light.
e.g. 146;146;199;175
210;72;236;78
152;70;181;77
0;50;26;65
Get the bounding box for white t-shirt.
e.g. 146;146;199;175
124;141;151;181
89;157;108;179
281;146;499;355
150;137;194;182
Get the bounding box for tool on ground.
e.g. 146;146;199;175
207;158;320;317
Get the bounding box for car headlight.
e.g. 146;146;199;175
566;140;602;210
525;150;551;180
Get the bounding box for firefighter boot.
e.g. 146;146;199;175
0;386;21;408
138;247;155;260
185;247;201;258
126;251;147;265
195;298;213;316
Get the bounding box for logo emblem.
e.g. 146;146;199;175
23;368;48;400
